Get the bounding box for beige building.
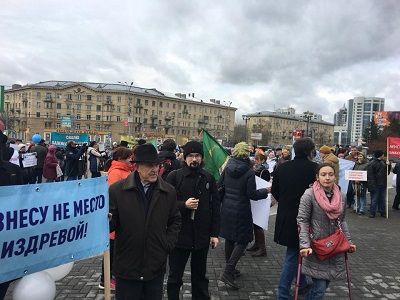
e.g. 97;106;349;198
3;81;236;145
244;111;334;146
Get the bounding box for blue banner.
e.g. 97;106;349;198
0;177;109;283
50;132;90;147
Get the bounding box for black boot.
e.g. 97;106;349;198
220;268;239;290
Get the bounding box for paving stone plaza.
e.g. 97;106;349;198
5;188;400;299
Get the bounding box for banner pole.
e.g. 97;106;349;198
386;138;389;219
103;250;111;300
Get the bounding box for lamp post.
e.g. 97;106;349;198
242;115;250;143
303;111;313;137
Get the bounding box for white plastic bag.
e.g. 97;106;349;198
392;174;397;188
56;164;63;178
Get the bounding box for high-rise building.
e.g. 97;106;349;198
334;104;347;126
347;96;385;144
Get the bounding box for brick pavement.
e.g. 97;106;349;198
5;188;400;299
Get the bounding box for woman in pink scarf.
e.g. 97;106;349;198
297;163;356;299
43;145;58;183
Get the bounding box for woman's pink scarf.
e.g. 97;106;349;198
312;181;342;220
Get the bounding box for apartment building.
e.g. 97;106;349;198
3;81;236;145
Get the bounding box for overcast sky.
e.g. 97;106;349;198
1;0;399;123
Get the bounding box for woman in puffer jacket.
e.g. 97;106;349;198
297;163;356;299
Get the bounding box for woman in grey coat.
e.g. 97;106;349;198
297;163;357;299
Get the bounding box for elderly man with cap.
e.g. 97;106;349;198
109;143;181;300
166;141;220;300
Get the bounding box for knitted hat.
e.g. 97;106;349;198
232;142;250;158
319;145;332;154
183;141;203;159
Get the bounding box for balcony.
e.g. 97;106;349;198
164;115;172;122
134;103;143;109
44;97;54;103
150;114;158;120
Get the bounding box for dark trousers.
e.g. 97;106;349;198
167;247;210;300
33;167;43;184
0;281;12;300
224;239;247;273
116;274;164;300
101;239;114;283
91;171;101;178
346;182;354;207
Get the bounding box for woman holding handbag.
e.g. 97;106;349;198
297;163;356;299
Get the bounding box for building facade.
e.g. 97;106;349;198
333;104;347;126
347;96;385;144
3;81;236;145
244;111;334;147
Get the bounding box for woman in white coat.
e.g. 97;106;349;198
86;141;105;178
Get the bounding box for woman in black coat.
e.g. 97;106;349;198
218;142;268;289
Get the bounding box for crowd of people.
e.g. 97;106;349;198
1;118;398;300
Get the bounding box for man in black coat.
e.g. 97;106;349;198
166;141;220;300
109;143;181;300
64;141;86;180
271;137;317;299
367;150;390;217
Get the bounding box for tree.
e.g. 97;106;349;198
232;124;247;145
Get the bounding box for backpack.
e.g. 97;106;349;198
88;151;98;173
159;159;173;179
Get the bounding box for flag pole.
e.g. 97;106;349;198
103;250;111;300
386;138;389;219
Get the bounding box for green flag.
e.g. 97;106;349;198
202;128;229;180
0;86;4;113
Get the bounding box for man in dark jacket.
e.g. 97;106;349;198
271;137;317;299
158;138;181;179
64;141;86;180
30;139;47;183
109;143;181;300
166;141;220;300
367;150;390;218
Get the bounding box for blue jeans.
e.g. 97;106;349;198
278;247;307;300
370;187;386;216
305;278;330;300
356;195;366;213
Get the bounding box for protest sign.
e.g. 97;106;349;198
345;170;367;181
388;137;400;159
251;176;272;230
0;177;109;283
22;152;38;168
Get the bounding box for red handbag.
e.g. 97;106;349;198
311;225;351;261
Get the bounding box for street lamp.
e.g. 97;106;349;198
242;115;250;143
303;111;313;137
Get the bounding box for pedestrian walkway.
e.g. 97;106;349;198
5;189;400;299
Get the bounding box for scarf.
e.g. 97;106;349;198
312;181;342;220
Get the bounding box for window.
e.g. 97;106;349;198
67;104;72;110
144;109;148;115
173;104;176;109
45;122;52;128
86;115;91;120
67;94;72;100
159;102;163;107
145;100;148;106
76;123;80;129
77;94;82;101
56;122;61;128
36;102;41;109
86;105;92;110
97;95;102;102
45;102;52;109
97;105;101;111
87;95;92;101
46;113;49;118
116;116;121;122
136;98;141;104
56;103;62;109
76;104;81;111
144;118;148;124
106;96;111;101
152;101;155;107
76;114;81;120
36;112;40;117
96;124;101;130
96;115;101;121
57;113;61;119
373;103;380;111
117;106;121;112
86;124;91;130
117;96;121;102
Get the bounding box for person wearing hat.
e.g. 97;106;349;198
218;142;269;289
367;150;391;218
109;143;181;300
166;141;220;299
319;145;339;184
158;138;181;180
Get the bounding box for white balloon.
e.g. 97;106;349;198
44;262;74;281
13;271;56;300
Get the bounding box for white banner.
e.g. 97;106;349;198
345;170;367;181
22;153;37;168
251;176;272;230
